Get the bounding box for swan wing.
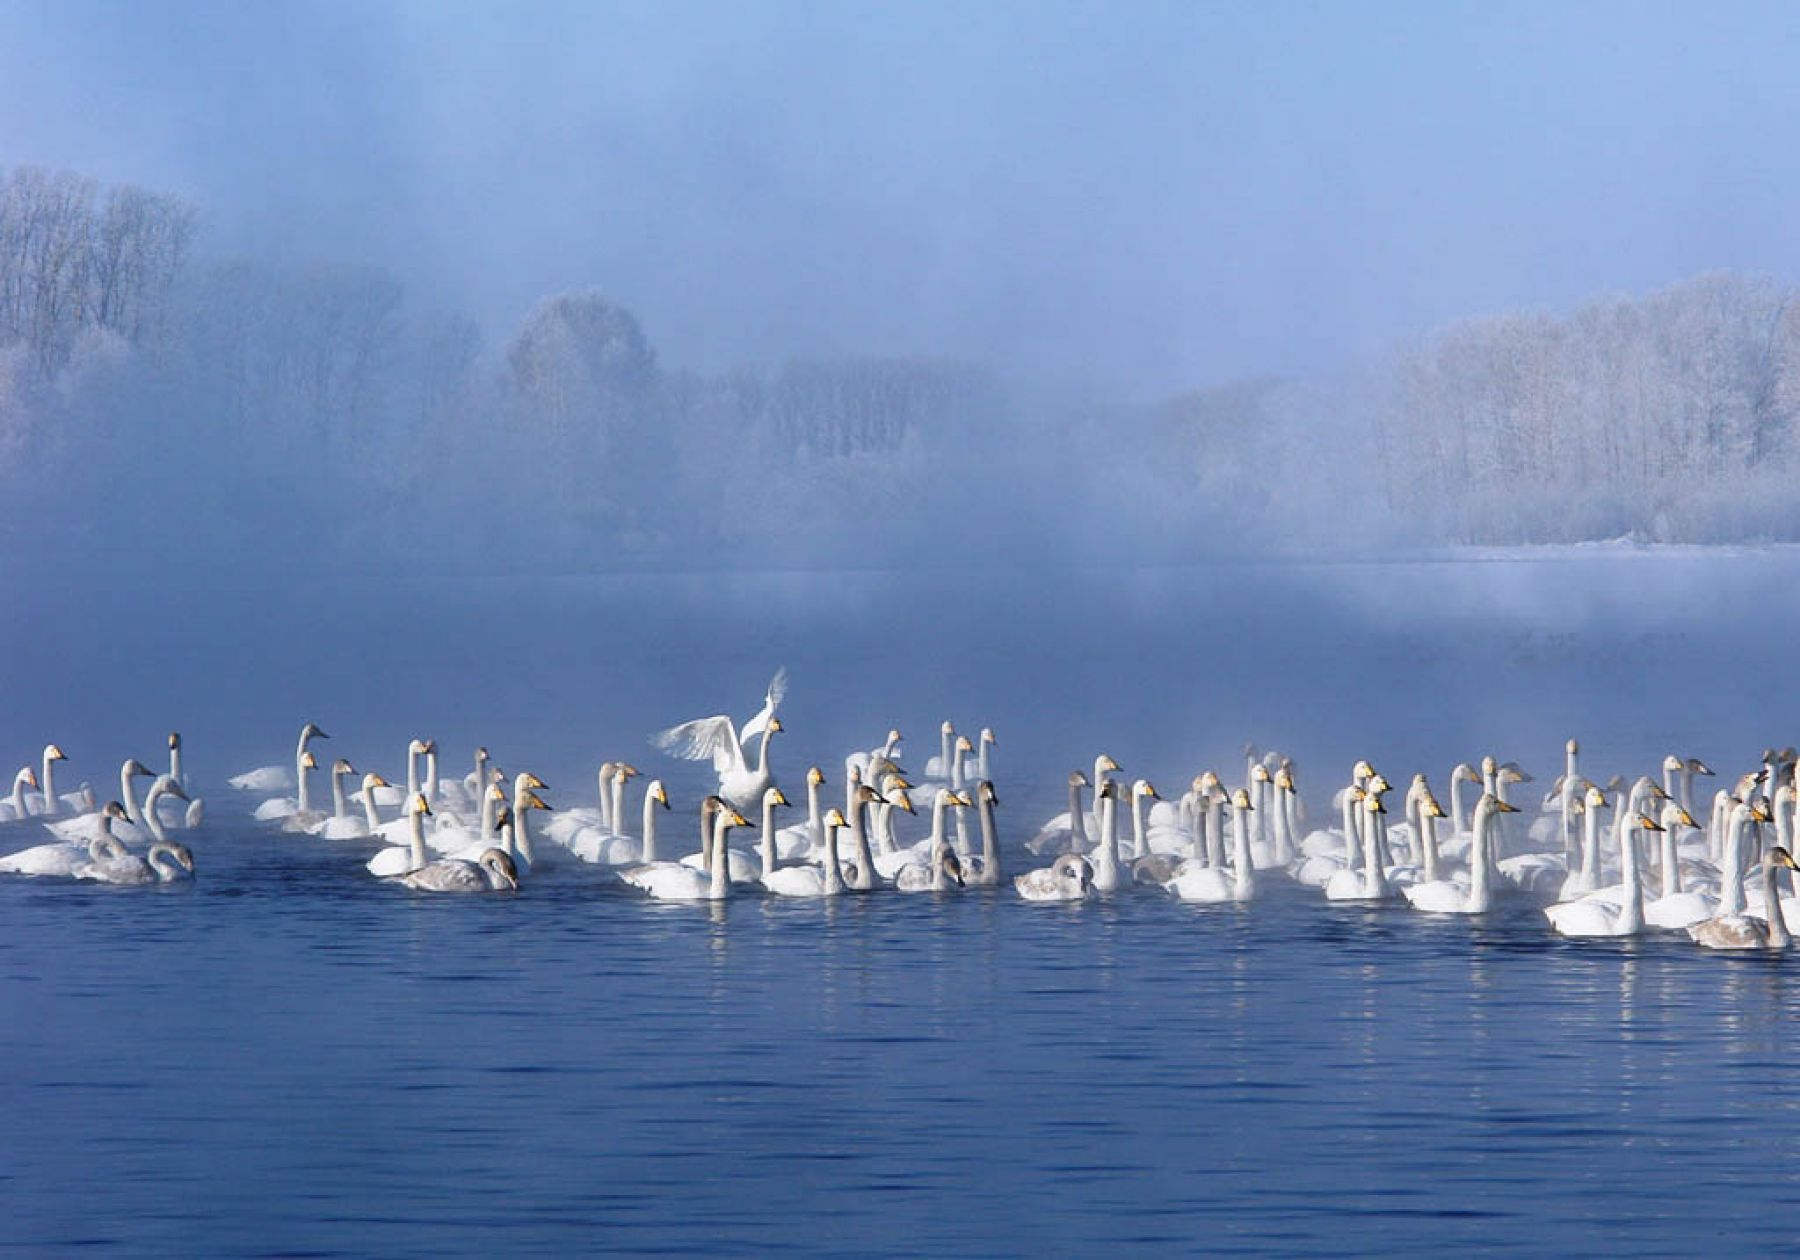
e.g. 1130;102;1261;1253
738;666;790;744
400;860;486;892
650;715;745;773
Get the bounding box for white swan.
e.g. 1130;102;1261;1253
750;785;793;880
567;780;669;866
1401;793;1515;914
1641;801;1710;929
1015;853;1095;902
772;766;827;861
20;743;69;817
1325;781;1400;902
366;794;438;877
760;808;852;898
315;772;392;840
1689;847;1799;950
1167;787;1257;903
620;800;748;901
0;801;130;877
544;761;619;849
233;722;328;799
0;765;39;822
400;846;520;894
75;834;195;885
1544;810;1664;938
46;759;157;841
649;669;789;808
1089;781;1126;893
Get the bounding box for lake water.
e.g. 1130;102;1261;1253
4;550;1799;1253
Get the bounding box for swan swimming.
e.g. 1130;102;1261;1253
649;668;788;809
620;800;749;901
1015;853;1095;902
76;834;196;885
0;801;131;877
1689;847;1800;950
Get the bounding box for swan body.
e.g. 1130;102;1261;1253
1167;788;1257;903
1544;810;1663;938
1401;794;1514;915
77;836;196;885
399;847;519;893
622;803;748;901
315;773;391;840
237;722;328;811
568;779;669;865
760;808;852;897
962;781;1004;887
650;670;788;808
1015;853;1095;902
0;801;130;877
1689;847;1799;949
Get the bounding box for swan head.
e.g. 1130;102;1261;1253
1770;847;1799;872
1364;793;1387;816
956;735;974;753
1134;780;1160;800
44;744;67;762
879;772;913;793
892;789;918;815
1199;770;1222;793
475;746;489;761
615;764;639;781
517;771;549;792
1097;780;1120;802
1243;741;1259;759
1232;788;1254;812
1663;803;1698;829
124;758;155;779
1053;853;1094;892
1421;792;1447;819
868;757;902;781
1480;755;1498;776
1662;753;1684;773
980;728;996;745
1499;762;1531;784
1749;798;1774;824
766;786;790;809
1251;764;1272;784
598;761;616;782
940;849;965;886
823;807;849;830
702;794;725;820
102;800;129;823
722;808;750;829
807;766;826;786
1366;773;1391;796
363;773;391;792
1068;770;1091;788
299;751;318;771
1352;759;1374;782
1566;738;1579;755
650;781;670;809
408;738;431;756
1583;785;1608;810
1688;758;1715;776
1482;793;1520;815
1452;763;1479;783
1636;812;1665;833
940;720;955;736
979;781;999;806
409;793;432;817
331;758;355;776
152;774;189;802
480;848;521;890
18;767;38;789
1097;754;1121;774
853;784;883;809
767;717;784;735
1275;767;1296;793
168;732;181;750
301;723;330;741
522;791;551;812
161;842;196;875
945;789;972;809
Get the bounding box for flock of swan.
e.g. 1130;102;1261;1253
5;670;1800;951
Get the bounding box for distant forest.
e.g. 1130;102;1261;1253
2;162;1796;568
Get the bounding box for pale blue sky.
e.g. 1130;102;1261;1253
3;0;1797;395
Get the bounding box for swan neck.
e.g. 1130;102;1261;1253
849;802;875;889
408;810;427;873
1659;824;1680;898
1618;818;1643;931
40;751;57;818
823;824;845;894
511;789;535;865
1721;812;1748;914
480;791;498;837
710;815;731;898
642;798;658;863
362;787;381;831
1766;863;1792;948
979;796;999;873
1467;805;1491;911
143;786;169;844
170;745;183;787
1232;808;1254;895
424;751;439;804
1130;793;1147;859
761;800;778;877
332;772;349;820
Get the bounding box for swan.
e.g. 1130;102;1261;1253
0;801;130;877
568;780;669;865
20;743;69;817
1015;853;1095;902
675;790;763;883
400;846;520;894
1089;781;1127;893
366;794;443;877
760;808;852;898
1325;782;1400;902
1295;777;1366;887
1167;788;1257;903
233;722;328;800
1401;793;1515;914
544;762;619;848
962;781;1003;887
46;759;157;841
649;668;789;808
892;789;970;892
252;749;320;823
772;766;827;861
1689;847;1800;950
845;730;904;787
1026;771;1094;856
620;800;749;901
1639;801;1713;929
750;786;793;880
75;834;195;885
369;738;433;810
315;772;392;840
922;721;959;780
0;765;38;822
1544;810;1664;938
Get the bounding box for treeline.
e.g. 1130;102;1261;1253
3;162;1797;565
